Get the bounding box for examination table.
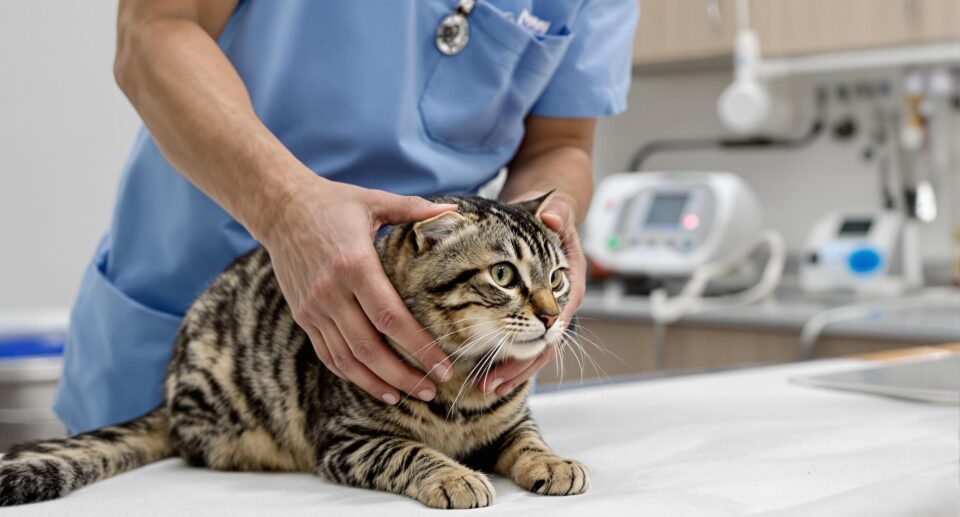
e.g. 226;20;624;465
4;359;957;516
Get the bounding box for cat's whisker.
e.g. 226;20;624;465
562;332;592;385
561;328;612;384
469;332;508;387
414;316;489;334
446;326;502;362
450;326;504;372
568;321;627;364
566;325;626;371
396;325;504;406
554;340;566;384
554;336;572;385
441;330;494;361
478;333;510;396
446;332;506;420
558;333;581;372
467;333;506;389
408;320;494;357
558;334;585;388
464;335;513;417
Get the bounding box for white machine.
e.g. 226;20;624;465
716;0;796;136
585;172;785;324
587;172;763;276
799;210;922;296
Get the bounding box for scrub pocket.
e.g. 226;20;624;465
54;249;183;434
420;1;574;153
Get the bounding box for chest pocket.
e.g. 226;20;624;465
419;1;573;153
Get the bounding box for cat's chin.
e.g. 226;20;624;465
501;339;553;361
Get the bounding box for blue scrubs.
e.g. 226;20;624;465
55;0;637;434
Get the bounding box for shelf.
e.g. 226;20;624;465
758;41;960;78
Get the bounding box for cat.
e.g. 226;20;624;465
0;193;588;509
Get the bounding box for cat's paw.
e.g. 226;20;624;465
513;456;589;496
0;461;68;506
415;468;495;509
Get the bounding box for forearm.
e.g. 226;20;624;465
499;146;593;226
114;3;312;241
499;117;596;226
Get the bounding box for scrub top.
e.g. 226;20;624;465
55;0;638;434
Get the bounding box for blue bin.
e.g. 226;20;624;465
0;333;67;451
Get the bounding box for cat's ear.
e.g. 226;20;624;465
412;211;467;252
514;190;556;218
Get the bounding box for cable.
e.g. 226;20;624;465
650;230;786;325
627;87;827;171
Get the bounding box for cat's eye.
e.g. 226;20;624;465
490;263;518;288
550;269;565;290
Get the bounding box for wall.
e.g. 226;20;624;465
0;0;138;311
0;2;955;312
595;69;958;268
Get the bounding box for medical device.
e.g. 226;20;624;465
799;210;923;296
717;0;799;135
584;172;785;324
435;1;551;56
717;0;770;134
435;0;474;55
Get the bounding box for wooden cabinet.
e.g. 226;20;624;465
633;0;737;65
751;0;960;57
631;0;960;66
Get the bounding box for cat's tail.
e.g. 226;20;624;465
0;406;172;506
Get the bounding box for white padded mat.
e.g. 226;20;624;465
4;360;958;516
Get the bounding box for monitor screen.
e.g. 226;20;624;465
839;218;872;236
645;193;688;227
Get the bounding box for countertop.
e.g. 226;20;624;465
579;283;960;343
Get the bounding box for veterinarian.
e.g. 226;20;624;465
56;0;637;434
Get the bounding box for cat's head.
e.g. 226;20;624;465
383;194;569;363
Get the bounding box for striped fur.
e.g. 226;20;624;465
0;195;587;509
0;409;170;505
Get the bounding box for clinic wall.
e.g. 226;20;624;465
0;0;139;311
1;2;955;313
594;70;958;269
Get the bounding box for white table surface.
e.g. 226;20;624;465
5;360;958;516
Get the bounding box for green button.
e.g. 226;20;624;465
607;236;620;249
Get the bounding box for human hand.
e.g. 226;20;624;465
479;192;586;396
259;175;457;404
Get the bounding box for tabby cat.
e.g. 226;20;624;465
0;194;588;509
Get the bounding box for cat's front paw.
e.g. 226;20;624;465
513;456;589;496
415;468;495;509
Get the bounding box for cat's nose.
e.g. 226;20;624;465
537;312;559;330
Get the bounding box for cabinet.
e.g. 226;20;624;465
751;0;960;57
633;0;737;65
631;0;960;66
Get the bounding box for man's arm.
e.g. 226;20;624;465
498;116;596;228
115;0;297;236
481;116;596;395
114;0;454;404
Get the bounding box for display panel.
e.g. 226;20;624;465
839;218;872;236
645;193;688;227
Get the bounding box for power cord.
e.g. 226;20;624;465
627;87;828;171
